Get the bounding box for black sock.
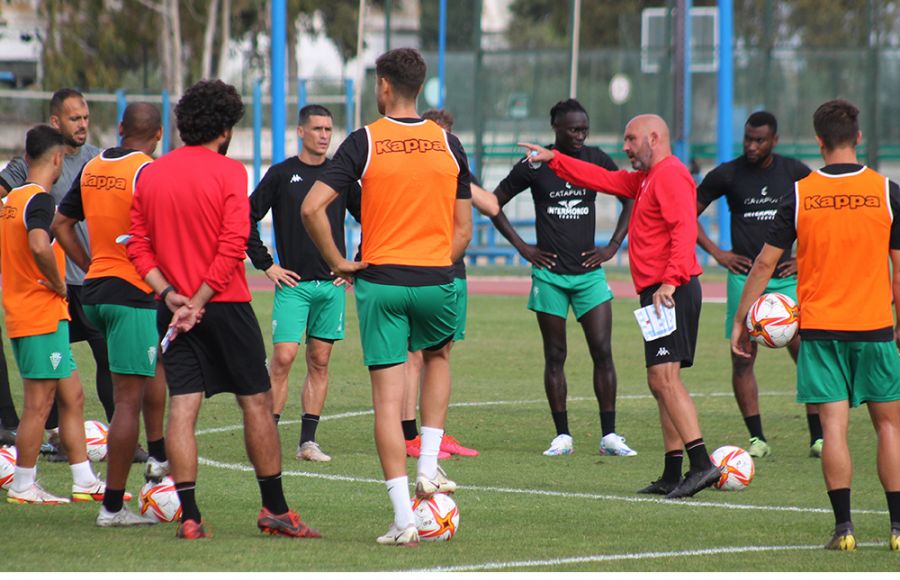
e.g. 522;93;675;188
685;438;713;470
273;414;280;425
102;488;125;513
402;419;418;441
599;411;616;437
663;450;684;483
551;411;569;436
147;438;166;462
886;491;900;529
299;414;320;445
175;482;202;523
828;488;852;527
807;413;823;445
743;415;765;441
257;473;289;515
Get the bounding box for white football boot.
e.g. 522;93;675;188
543;434;574;456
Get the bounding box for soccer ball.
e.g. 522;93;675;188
139;476;182;522
84;420;109;462
746;292;799;348
0;445;16;490
710;445;755;491
412;493;459;541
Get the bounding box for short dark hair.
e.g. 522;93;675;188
422;108;454;131
550;99;588;126
746;110;777;134
175;80;244;146
299;104;332;126
375;48;426;101
50;88;85;116
25;124;65;161
813;99;859;151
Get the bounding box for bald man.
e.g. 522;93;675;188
53;102;168;526
522;114;719;500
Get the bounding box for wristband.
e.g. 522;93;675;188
160;285;175;302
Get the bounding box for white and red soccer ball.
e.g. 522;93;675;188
412;493;459;541
746;292;799;348
84;420;109;462
139;476;182;522
0;445;16;490
711;445;755;491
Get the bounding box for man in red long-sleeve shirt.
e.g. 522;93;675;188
522;114;719;500
127;80;320;540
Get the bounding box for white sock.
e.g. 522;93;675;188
70;460;96;488
11;465;36;493
385;476;414;529
417;426;444;478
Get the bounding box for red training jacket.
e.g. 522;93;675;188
128;145;252;303
548;152;702;293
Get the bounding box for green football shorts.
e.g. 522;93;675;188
527;267;613;320
726;271;798;338
355;278;457;367
272;280;346;344
84;303;158;376
10;320;77;380
797;339;900;407
453;277;467;342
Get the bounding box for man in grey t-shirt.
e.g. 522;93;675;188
0;89;116;458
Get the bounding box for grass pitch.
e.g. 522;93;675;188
2;289;897;571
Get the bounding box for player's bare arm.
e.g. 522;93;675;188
696;200;753;273
731;243;785;358
891;249;900;350
301;180;367;278
490;187;556;269
28;228;66;297
471;183;500;217
50;212;91;272
451;197;473;263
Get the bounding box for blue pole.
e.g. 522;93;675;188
253;79;262;186
717;0;733;249
115;89;126;145
438;0;447;108
345;78;354;134
297;78;307;153
271;0;286;165
161;89;170;154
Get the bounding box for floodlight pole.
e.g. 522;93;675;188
673;0;691;164
438;0;446;108
272;0;286;165
384;0;392;51
568;0;581;99
716;0;733;249
355;0;366;129
472;0;484;180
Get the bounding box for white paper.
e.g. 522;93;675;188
633;304;677;342
160;326;176;353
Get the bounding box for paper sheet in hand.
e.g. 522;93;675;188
633;304;677;341
160;326;176;353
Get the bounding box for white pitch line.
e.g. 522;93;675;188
194;390;796;434
405;542;883;573
196;457;888;517
197;389;891;518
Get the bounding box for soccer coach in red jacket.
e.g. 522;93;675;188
520;114;718;500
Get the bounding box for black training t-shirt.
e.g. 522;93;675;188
697;154;810;269
495;145;618;275
248;156;361;281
